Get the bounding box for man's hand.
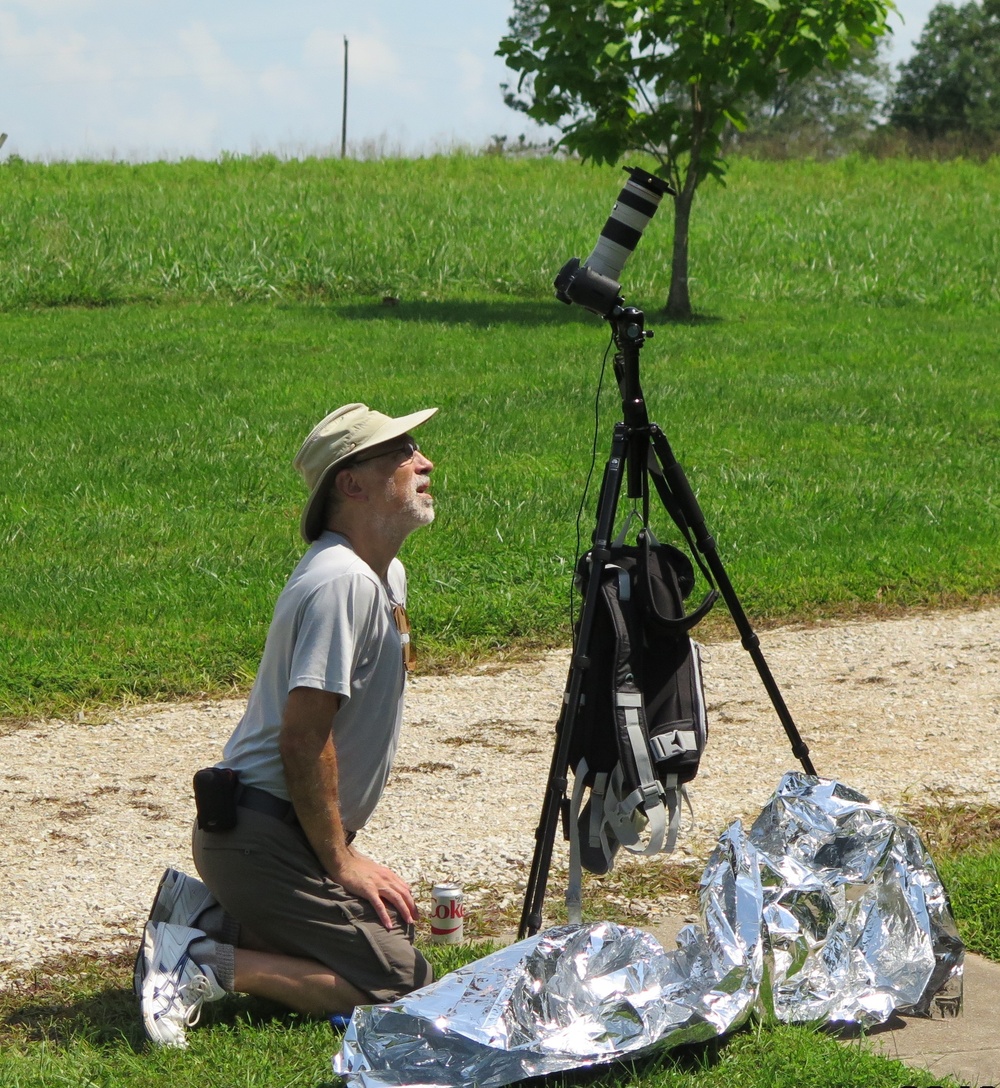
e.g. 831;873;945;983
331;848;418;931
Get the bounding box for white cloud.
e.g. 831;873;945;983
304;27;401;88
177;21;250;96
456;47;487;96
345;32;402;87
258;64;314;112
0;11;115;87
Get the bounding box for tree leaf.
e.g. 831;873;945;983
499;0;894;313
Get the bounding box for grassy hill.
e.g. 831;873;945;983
1;153;998;718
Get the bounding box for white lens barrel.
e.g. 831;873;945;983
585;236;634;280
584;175;667;281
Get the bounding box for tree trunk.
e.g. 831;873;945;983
666;83;706;320
665;184;695;320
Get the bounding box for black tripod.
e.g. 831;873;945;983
517;303;817;940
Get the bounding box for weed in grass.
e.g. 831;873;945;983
458;855;703;938
392;759;457;775
902;791;1000;857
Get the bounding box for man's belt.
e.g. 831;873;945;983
234;784;356;843
236;784;299;826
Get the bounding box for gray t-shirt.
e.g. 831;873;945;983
220;531;406;831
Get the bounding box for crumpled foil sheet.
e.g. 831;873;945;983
334;775;964;1088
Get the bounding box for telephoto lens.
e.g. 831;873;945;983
554;165;674;316
584;166;673;283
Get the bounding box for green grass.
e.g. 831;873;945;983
2;155;999;310
937;850;1000;962
2;294;999;719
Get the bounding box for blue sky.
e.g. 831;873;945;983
0;1;938;162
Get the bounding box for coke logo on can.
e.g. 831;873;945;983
430;882;464;944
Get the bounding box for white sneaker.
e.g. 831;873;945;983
140;922;225;1049
149;868;215;927
134;869;216;996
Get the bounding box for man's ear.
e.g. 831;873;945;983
333;465;367;502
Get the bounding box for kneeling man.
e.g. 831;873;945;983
136;402;438;1047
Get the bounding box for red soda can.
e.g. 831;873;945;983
430;882;464;944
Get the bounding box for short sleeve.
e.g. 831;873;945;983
288;573;379;699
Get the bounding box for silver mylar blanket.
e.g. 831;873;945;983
334;775;964;1088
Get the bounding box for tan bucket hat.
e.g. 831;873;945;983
293;402;438;542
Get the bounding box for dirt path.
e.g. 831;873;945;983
2;606;998;984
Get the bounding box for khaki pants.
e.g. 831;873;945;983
192;806;431;1003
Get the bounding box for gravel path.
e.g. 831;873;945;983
2;606;998;984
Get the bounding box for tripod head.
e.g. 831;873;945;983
554;166;674;318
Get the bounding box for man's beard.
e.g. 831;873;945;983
400;492;435;528
378;475;435;536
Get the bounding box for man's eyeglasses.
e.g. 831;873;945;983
351;437;420;467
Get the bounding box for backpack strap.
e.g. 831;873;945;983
566;757;588;925
603;761;670;856
645;456;719;596
601;572;671;855
639;528;718;633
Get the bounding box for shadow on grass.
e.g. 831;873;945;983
333;298;729;328
658;311;725;326
0;949;305;1052
334;298;591;327
1;951;145;1050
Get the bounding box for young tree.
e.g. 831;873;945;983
498;0;895;318
890;0;1000;139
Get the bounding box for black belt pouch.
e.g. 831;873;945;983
193;767;240;832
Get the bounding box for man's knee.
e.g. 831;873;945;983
354;928;433;1004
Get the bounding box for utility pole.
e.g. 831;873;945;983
341;37;348;159
0;133;7;152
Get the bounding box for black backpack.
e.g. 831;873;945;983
565;526;717;917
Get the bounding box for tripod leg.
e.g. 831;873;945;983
517;702;572;939
518;424;630;939
649;428;817;777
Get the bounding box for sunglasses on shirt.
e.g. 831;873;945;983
393;604;415;673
